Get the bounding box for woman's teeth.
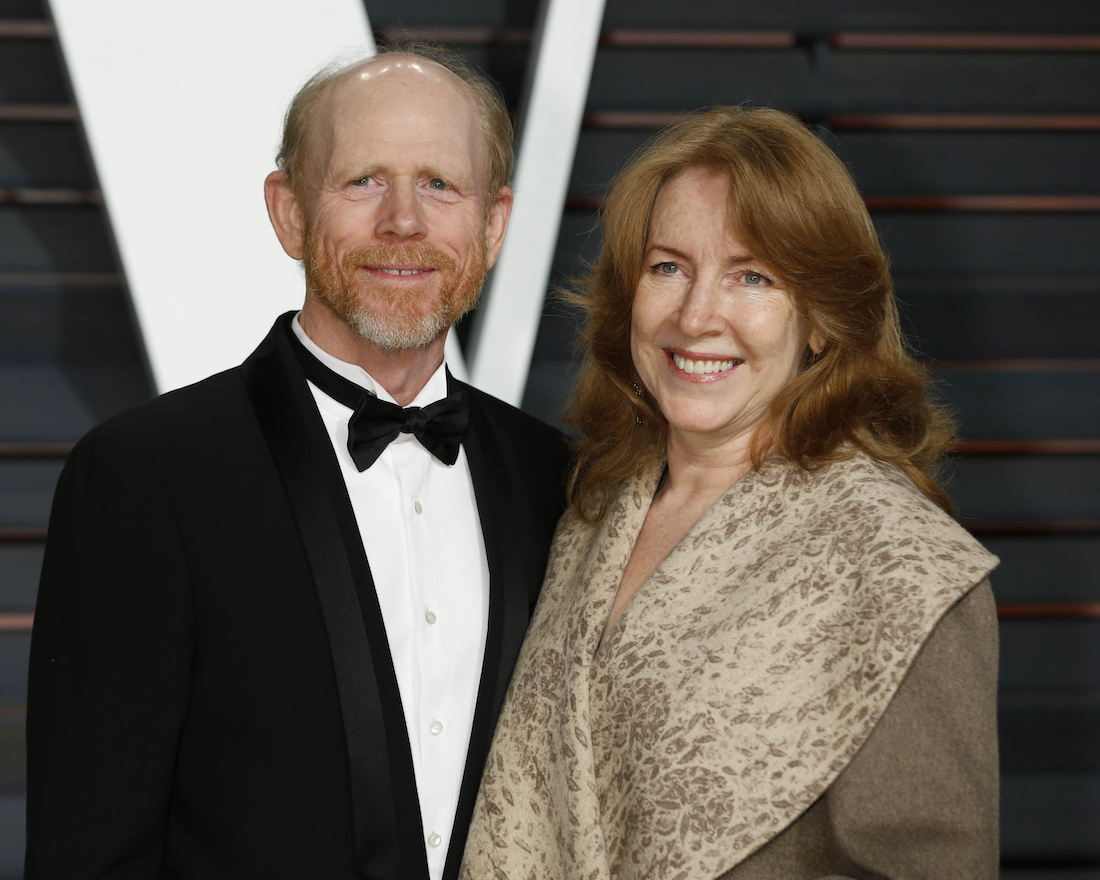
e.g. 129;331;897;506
672;353;741;374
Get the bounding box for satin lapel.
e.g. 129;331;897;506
441;377;528;880
241;314;428;880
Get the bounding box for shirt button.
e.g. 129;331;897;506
414;500;423;515
429;720;444;736
427;832;442;848
425;610;437;625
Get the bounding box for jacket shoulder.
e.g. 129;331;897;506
785;452;998;593
76;367;251;451
464;385;570;463
465;384;566;442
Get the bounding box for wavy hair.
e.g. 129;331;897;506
566;106;955;522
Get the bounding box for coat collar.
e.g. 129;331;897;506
241;313;538;880
241;313;425;879
441;385;530;880
463;454;998;880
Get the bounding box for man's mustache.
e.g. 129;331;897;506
342;242;457;275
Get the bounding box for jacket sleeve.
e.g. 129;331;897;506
726;579;1000;880
823;579;1000;879
25;430;195;878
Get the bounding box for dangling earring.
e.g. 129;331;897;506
632;381;644;425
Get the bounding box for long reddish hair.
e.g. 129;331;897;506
566;106;955;522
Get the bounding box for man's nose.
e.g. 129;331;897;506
374;181;428;240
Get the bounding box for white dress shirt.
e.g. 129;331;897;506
292;316;489;880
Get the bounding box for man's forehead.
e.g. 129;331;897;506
345;53;455;85
308;54;484;178
325;53;472;112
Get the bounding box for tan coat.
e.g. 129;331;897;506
461;453;1000;880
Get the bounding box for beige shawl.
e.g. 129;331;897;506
461;453;998;880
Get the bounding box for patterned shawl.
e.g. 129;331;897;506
461;453;997;880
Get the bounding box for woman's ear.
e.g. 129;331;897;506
808;327;825;356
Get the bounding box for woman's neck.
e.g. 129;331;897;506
661;428;758;507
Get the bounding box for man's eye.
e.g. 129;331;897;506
352;176;372;186
428;178;449;190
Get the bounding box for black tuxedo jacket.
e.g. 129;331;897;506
25;314;570;879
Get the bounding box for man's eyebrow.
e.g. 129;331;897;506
327;163;383;183
422;164;475;189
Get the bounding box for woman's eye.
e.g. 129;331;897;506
652;262;680;276
743;271;771;286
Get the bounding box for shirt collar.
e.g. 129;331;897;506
291;312;448;407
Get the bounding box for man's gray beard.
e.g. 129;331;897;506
339;297;451;352
303;237;488;353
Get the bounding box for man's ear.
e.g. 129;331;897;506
483;186;514;270
265;170;306;260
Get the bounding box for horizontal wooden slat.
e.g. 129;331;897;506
0;444;72;458
585;111;1100;133
864;195;1100;211
0;203;122;272
583;110;688;128
999;603;1100;619
875;213;1100;275
567;194;1100;212
0;20;52;38
0;106;76;122
374;26;532;44
984;534;1100;605
0;529;45;543
0;271;122;286
831;32;1100;52
967;521;1100;535
1000;857;1100;870
831;113;1100;131
931;359;1100;371
0;188;100;206
376;26;1100;54
599;30;795;48
953;440;1100;454
375;27;796;48
0;615;31;633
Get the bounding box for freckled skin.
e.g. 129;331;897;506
630;167;820;460
264;55;513;405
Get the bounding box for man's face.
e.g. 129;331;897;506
296;57;506;351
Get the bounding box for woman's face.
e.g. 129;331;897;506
630;167;821;452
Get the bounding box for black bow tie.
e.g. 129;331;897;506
343;390;469;471
287;328;470;471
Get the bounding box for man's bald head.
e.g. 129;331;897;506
276;44;514;208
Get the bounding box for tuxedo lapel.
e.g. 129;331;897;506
242;313;428;880
441;379;533;880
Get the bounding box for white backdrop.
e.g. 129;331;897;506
49;0;375;392
48;0;605;404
